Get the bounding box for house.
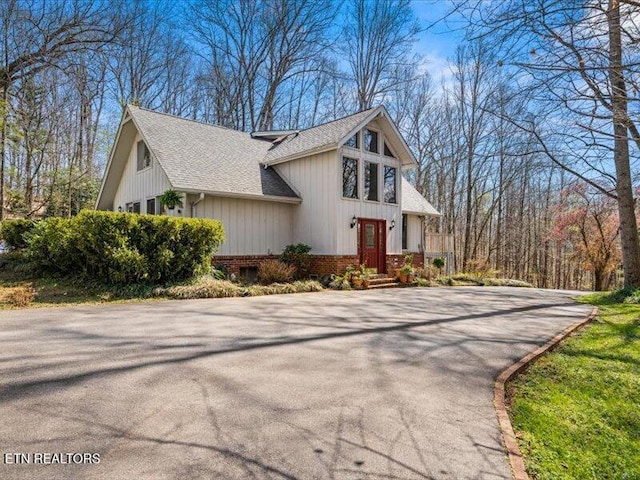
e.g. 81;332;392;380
96;105;443;277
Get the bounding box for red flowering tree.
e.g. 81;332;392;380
551;184;621;291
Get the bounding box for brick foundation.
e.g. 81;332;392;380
213;255;279;275
308;255;360;276
214;253;424;278
386;252;424;275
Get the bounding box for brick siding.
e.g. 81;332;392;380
214;253;423;277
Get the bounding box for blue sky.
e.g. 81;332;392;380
410;1;466;82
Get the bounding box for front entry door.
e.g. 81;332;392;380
358;219;386;273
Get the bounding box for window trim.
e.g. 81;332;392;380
126;201;142;214
146;196;157;215
402;214;408;250
363;128;380;154
383;165;397;204
363;160;380;202
136;140;152;172
383;141;396;158
344;132;360;150
342;156;359;199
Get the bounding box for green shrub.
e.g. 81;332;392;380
258;259;295;284
279;243;312;278
25;210;224;284
432;257;445;270
1;219;36;250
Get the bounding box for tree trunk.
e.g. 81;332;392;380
0;81;6;221
608;0;640;288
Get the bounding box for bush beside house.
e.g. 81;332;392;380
0;219;36;250
2;211;225;284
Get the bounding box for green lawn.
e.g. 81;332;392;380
509;291;640;479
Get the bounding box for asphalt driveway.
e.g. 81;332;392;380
0;287;591;480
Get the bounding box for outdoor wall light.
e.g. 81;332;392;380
389;219;396;230
350;215;357;229
118;206;123;212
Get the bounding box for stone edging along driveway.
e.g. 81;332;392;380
493;306;599;480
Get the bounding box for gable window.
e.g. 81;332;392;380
137;140;151;171
364;161;379;201
384;141;395;158
345;133;359;149
342;156;358;199
364;129;379;153
402;214;408;250
384;166;397;203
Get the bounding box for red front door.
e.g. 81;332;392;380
358;219;386;273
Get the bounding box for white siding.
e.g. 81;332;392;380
405;214;423;252
275;151;337;255
193;196;294;256
336;144;404;255
113;132;172;213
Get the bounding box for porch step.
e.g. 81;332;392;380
367;276;398;286
366;275;402;289
369;273;391;280
367;281;401;289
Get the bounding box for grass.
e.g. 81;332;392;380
153;275;323;299
508;290;640;479
0;253;324;309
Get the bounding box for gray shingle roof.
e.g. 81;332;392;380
263;108;377;164
401;177;440;216
129;106;298;200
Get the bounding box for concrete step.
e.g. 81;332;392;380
367;282;401;289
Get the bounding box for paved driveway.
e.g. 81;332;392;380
0;287;591;480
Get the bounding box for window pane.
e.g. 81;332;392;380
364;129;378;153
364;161;379;201
402;214;408;250
147;198;156;215
137;141;151;171
345;133;359;148
365;224;375;247
133;202;141;214
384;166;397;203
384;142;394;157
342;157;358;198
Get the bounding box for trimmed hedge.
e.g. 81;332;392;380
25;210;224;284
0;219;36;250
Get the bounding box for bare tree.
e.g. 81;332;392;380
0;0;123;219
450;0;640;286
345;0;420;110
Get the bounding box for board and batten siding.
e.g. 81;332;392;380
274;151;337;255
405;214;424;253
193;195;294;256
336;146;404;255
112;132;172;213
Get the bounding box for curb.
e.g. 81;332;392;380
494;306;599;480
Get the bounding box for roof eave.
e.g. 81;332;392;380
262;144;338;166
95;109;132;210
178;188;302;204
402;209;442;217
